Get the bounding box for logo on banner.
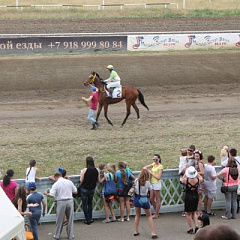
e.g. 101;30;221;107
132;36;179;49
185;34;230;48
236;35;240;47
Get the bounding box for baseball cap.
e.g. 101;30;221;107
91;86;97;91
28;182;36;190
57;168;64;174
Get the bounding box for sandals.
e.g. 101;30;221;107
134;233;140;236
63;221;68;226
152;234;158;239
187;229;194;234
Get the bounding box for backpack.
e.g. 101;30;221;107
104;173;117;195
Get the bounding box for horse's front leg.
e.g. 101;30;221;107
103;104;113;126
121;101;131;127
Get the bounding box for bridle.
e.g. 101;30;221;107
89;73;96;85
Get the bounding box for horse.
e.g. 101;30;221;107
84;72;149;127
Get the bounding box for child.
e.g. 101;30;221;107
98;163;106;198
49;168;70;181
196;213;210;233
25;159;41;188
179;149;188;180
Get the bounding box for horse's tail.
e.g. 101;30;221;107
137;89;149;111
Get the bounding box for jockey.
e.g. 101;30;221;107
104;65;121;98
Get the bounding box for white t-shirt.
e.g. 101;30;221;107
179;156;187;174
204;164;217;191
134;179;152;195
222;156;240;167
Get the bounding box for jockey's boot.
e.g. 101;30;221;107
95;121;100;129
91;124;96;130
108;88;113;98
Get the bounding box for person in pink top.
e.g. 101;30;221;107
82;86;100;130
0;169;18;200
217;157;240;219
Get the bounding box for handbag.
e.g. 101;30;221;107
122;182;133;196
128;181;136;197
104;174;117;195
138;180;148;206
221;171;229;194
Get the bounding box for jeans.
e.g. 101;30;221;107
88;109;96;124
224;185;238;219
80;187;95;223
29;212;41;240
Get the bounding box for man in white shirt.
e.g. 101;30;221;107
221;148;240;167
44;173;77;240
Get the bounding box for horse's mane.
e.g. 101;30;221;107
92;71;100;79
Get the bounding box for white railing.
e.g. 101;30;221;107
15;167;225;223
0;2;178;10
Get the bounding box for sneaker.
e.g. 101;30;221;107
118;218;124;222
102;219;110;223
110;218;116;222
181;212;186;217
221;216;229;219
125;217;130;221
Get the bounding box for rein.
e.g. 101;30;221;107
90;73;105;93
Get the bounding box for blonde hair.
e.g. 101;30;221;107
138;169;150;186
220;146;228;156
107;163;116;175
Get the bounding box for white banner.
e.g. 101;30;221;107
128;33;240;51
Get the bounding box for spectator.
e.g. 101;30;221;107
0;169;18;201
98;163;106;198
194;150;204;215
49;168;70;181
101;163;117;223
27;182;46;240
197;213;210;231
179;149;188;179
181;166;203;234
186;145;196;168
116;161;134;222
80;156;100;225
44;173;77;240
220;145;229;164
133;169;158;239
194;225;240;240
143;154;163;219
25;159;41;189
217;157;240;219
12;186;32;217
222;148;240;167
203;155;217;216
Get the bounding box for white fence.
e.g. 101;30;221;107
15;167;225;223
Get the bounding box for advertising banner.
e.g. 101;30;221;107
128;33;240;51
0;36;127;54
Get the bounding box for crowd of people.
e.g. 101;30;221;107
1;144;240;239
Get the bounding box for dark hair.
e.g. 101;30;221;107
207;155;215;163
61;169;67;178
26;159;36;179
229;148;237;157
198;213;210;227
227;157;237;168
189;145;196;150
3;169;14;187
12;186;27;213
86;156;95;169
195;150;203;160
54;173;62;178
154;154;161;163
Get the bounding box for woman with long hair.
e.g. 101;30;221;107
0;169;18;200
80;156;100;225
217;157;240;219
133;169;158;238
101;163;117;223
25;159;41;188
194;150;204;215
116;161;135;222
143;154;163;219
12;186;32;216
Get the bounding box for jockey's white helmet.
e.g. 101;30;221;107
106;65;114;70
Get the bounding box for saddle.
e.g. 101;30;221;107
101;79;122;98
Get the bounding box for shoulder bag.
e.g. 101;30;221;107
138;180;148;205
221;171;229;194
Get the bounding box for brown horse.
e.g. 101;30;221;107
84;72;149;127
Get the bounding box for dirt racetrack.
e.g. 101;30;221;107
0;17;240;176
